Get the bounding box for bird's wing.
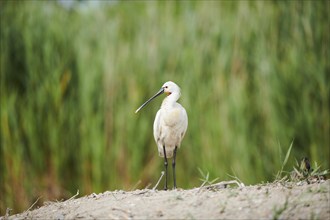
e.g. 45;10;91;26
180;107;188;139
153;109;162;143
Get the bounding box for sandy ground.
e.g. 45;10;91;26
4;180;330;220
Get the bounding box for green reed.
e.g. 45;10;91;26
0;0;328;215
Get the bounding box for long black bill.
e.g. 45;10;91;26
135;88;164;113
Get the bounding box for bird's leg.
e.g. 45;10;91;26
163;145;168;190
172;146;178;189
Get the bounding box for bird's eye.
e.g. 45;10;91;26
165;86;168;89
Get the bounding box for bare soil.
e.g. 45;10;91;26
4;180;330;220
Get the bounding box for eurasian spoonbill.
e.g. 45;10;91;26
135;81;188;190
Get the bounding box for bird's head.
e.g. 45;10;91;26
135;81;181;113
162;81;180;96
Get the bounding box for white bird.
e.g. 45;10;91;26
135;81;188;190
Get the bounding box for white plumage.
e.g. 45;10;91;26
135;81;188;189
153;82;188;158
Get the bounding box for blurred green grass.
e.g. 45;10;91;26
0;0;329;215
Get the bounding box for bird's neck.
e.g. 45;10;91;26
162;92;180;107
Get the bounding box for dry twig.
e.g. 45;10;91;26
26;197;42;212
153;171;165;190
66;190;79;202
198;180;245;193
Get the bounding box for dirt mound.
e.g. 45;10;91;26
5;180;329;219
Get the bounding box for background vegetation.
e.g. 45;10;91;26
1;0;329;215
